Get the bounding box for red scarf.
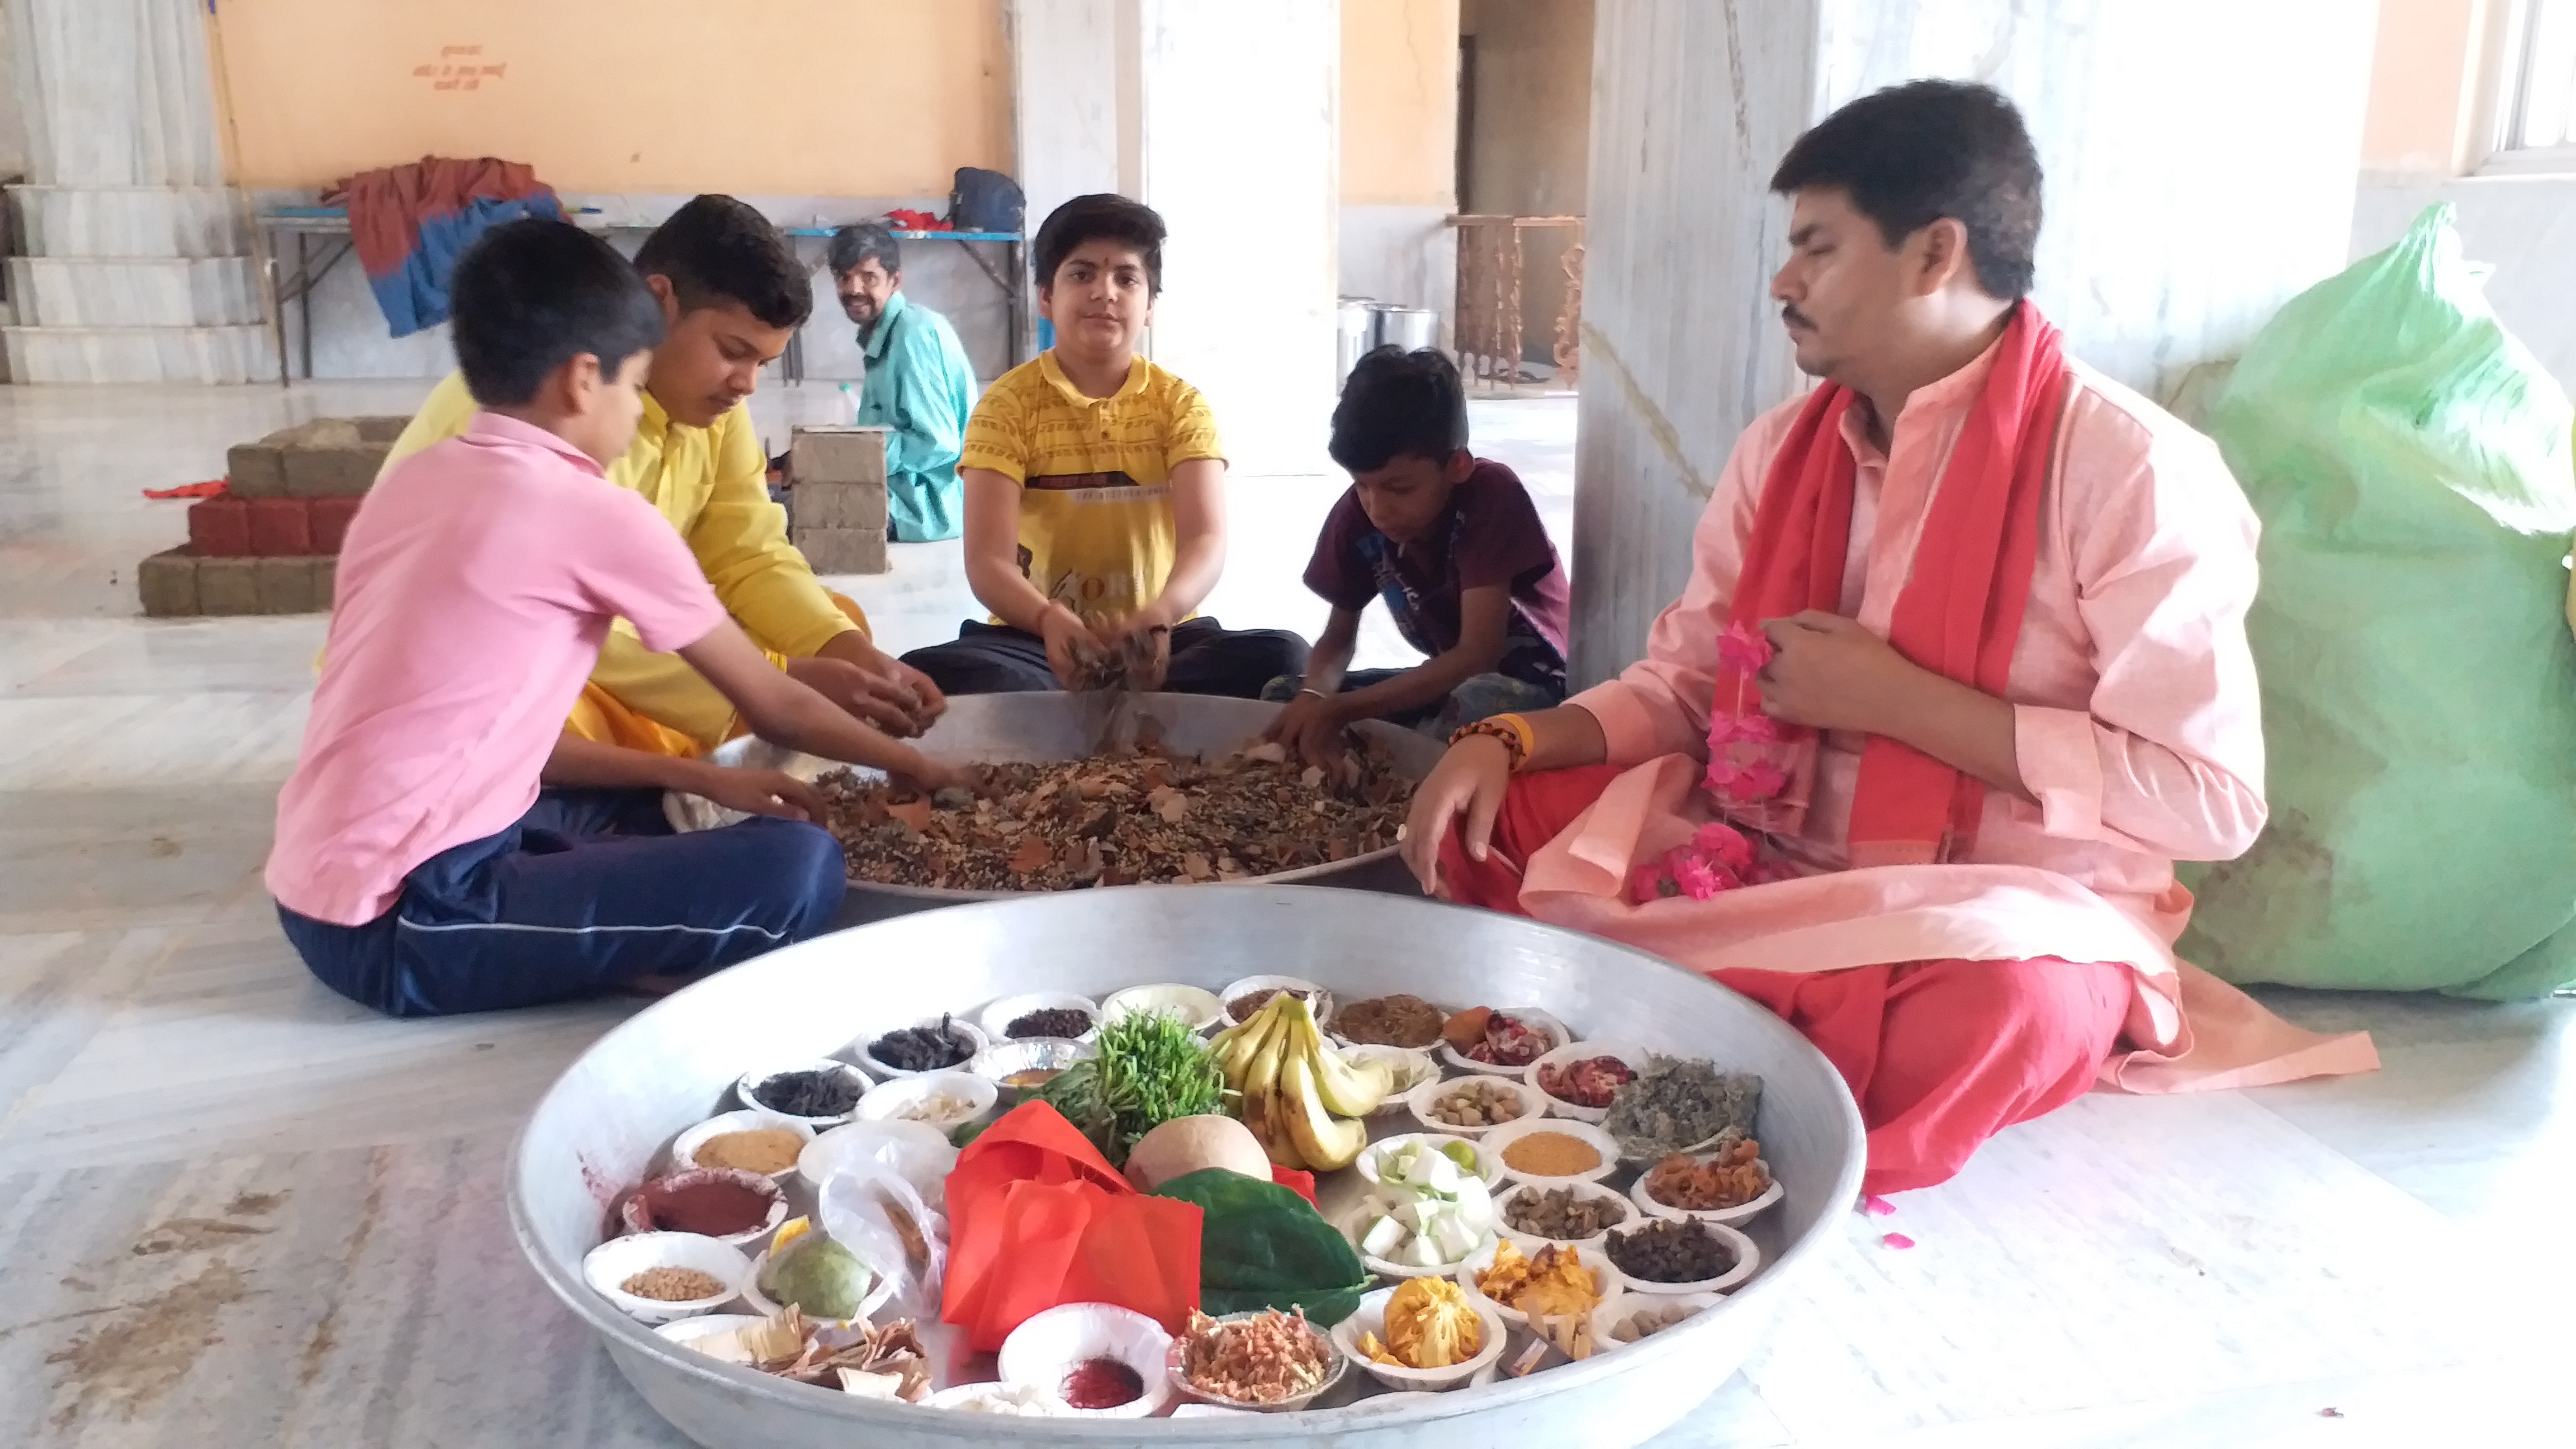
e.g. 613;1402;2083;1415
1707;303;2070;865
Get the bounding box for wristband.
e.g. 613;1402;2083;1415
1449;713;1535;771
1294;688;1328;703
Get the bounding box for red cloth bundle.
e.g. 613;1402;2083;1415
939;1103;1202;1352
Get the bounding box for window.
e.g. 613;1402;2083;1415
2492;0;2576;169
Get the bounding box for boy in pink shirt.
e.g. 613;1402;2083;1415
268;219;956;1017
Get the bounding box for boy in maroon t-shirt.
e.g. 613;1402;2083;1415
1261;347;1570;765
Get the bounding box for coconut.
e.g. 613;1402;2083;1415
1122;1115;1272;1192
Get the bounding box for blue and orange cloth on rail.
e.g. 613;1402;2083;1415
324;157;561;338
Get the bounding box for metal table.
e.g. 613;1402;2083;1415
250;207;1025;387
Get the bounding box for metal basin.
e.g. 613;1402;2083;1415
507;887;1866;1449
667;693;1446;922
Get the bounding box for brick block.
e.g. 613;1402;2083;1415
311;496;361;555
790;426;888;485
138;548;200;618
799;525;889;575
226;435;289;497
315;555;339;609
352;415;411;444
255;556;325;614
187;496;252;556
195;556;262;616
247;497;315;556
280;438;388;498
793;479;889;531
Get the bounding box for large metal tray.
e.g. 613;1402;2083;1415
666;693;1447;922
508;886;1866;1448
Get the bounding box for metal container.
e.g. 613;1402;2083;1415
668;693;1445;924
508;887;1866;1448
1337;296;1379;387
1369;303;1439;353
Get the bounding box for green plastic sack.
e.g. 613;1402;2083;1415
2178;205;2576;999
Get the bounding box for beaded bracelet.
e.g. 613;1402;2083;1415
1449;713;1536;771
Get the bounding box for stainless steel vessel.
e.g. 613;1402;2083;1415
508;887;1867;1449
667;693;1446;922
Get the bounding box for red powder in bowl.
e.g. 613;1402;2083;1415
636;1173;776;1237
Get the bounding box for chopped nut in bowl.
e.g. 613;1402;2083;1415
1628;1135;1784;1226
1405;1073;1542;1137
1494;1181;1634;1248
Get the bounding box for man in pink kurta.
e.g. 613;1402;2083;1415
1407;82;2373;1195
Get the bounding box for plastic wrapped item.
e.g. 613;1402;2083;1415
820;1158;950;1321
2181;204;2576;998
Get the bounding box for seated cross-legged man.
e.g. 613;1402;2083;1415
269;220;960;1019
898;193;1309;697
1260;345;1570;765
382;194;944;758
1401;82;2376;1196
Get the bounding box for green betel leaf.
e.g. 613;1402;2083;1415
1151;1169;1370;1326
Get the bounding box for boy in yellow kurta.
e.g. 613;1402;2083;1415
897;193;1309;696
380;195;943;755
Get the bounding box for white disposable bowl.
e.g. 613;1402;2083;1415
853;1071;998;1134
1627;1152;1786;1227
851;1016;989;1080
1338;1200;1494;1280
1216;975;1331;1026
739;1242;900;1324
733;1060;872;1127
1354;1132;1503;1190
1405;1073;1545;1139
1492;1179;1637;1250
1481;1117;1623;1188
1329;1285;1509;1392
1343;1044;1439;1116
1436;1006;1571;1081
1523;1039;1649;1124
1165;1310;1348;1412
670;1110;815;1181
581;1232;751;1324
654;1312;771;1360
1099;983;1224;1033
978;992;1100;1044
1600;1218;1761;1295
1589;1291;1726;1352
922;1382;1073;1415
1455;1238;1626;1328
996;1302;1176;1418
1324;994;1456;1053
796;1118;958;1200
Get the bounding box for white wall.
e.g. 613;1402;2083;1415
1341;203;1454;318
2353;177;2576;396
1571;0;2379;683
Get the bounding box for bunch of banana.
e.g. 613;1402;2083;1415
1209;992;1393;1172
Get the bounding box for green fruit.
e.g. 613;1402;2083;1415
1439;1142;1480;1173
760;1234;874;1320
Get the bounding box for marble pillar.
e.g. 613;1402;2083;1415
1008;0;1341;475
1570;0;2378;684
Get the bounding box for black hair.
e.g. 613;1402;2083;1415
1769;79;2042;301
828;222;901;278
631;194;813;330
1330;346;1469;473
1033;193;1166;296
450;219;665;408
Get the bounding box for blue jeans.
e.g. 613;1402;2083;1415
1259;669;1564;738
276;788;847;1018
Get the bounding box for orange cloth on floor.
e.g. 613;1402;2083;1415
940;1102;1202;1352
556;590;876;757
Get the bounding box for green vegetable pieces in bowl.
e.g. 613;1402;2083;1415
1034;1008;1225;1167
1152;1169;1368;1328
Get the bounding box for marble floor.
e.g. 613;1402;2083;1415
0;380;2565;1448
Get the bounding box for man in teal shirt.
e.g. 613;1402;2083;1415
828;224;978;541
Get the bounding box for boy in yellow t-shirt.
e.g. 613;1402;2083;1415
898;193;1310;696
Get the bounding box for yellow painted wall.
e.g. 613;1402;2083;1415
207;0;1010;193
2360;0;2496;176
1342;0;1460;206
